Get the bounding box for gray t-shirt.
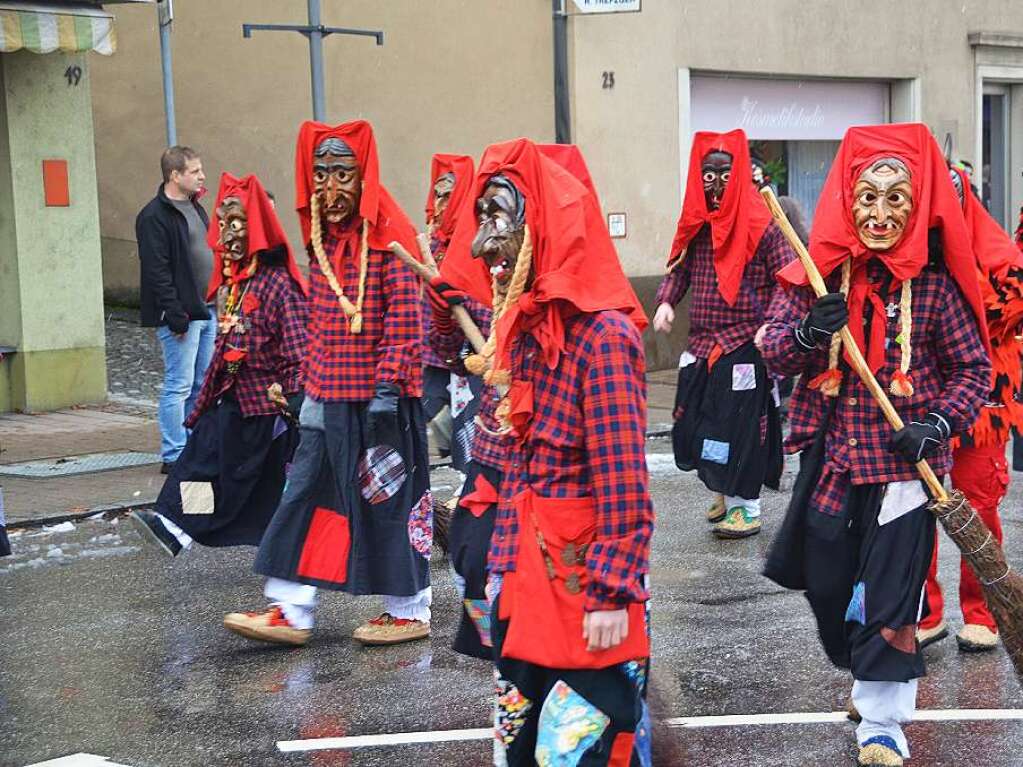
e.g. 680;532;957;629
170;198;213;296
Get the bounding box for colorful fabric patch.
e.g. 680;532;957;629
678;350;697;368
732;363;757;391
486;574;504;604
534;680;610;766
494;672;533;749
407;491;433;558
450;373;473;418
634;700;653;767
464;598;493;648
272;415;289;440
700;439;730;465
357;445;406;505
622;660;648;695
881;625;918;654
179;481;215;515
845;581;866;625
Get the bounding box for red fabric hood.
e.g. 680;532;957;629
536;143;600;205
205;172;307;300
777;123;989;352
424;153;475;246
668;129;773;305
953;166;1023;280
293;120;418;258
442;138;646;369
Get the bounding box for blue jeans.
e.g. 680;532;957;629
156;316;216;462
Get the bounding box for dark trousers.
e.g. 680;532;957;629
805;482;935;682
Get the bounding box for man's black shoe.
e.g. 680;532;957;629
160;461;175;475
129;510;182;557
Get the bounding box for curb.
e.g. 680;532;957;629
9;428;674;531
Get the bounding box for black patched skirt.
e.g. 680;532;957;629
671;341;782;499
449;460;502;659
156;397;298;547
254;398;432;597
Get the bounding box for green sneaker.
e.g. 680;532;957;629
712;507;761;539
706;494;726;523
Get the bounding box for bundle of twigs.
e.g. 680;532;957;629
762;187;1023;683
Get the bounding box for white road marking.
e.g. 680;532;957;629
277;727;494;752
276;709;1023;752
23;755;134;767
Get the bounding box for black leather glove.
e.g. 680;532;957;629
366;381;401;448
889;412;952;464
795;293;849;350
286;392;305;420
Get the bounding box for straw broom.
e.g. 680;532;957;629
761;186;1023;683
389;234;488;556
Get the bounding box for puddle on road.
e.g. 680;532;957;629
0;517;138;575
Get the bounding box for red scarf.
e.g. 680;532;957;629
777;123;990;359
293;120;418;258
668;129;773;306
205;172;306;300
424;154;475;247
442;139;646;370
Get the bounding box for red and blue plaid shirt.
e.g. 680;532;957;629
188;264;309;425
759;259;991;516
304;222;423;401
428;301;508;471
655;221;796;358
489;310;654;611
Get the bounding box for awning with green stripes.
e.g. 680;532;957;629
0;3;117;56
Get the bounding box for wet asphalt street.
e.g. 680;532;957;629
3;442;1023;766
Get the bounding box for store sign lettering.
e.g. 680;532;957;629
739;97;825;131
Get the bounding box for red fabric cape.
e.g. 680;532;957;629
205;172;307;300
424;153;475;247
777;123;990;354
668;129;773;306
293;120;418;258
536;143;600;205
441;138;646;370
954;166;1023;280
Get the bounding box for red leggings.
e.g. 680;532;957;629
921;442;1008;631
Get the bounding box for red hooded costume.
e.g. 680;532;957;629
424;153;475;248
442;139;646;372
668;129;774;306
293;120;418;258
951;166;1023;445
777;123;991;394
205;172;307;301
536;143;601;205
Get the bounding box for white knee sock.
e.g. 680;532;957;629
724;495;761;519
156;513;193;549
383;586;432;622
853;678;917;758
264;576;318;630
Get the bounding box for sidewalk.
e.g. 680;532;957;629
0;371;679;529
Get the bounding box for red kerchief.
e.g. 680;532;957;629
293;120;418;258
668;129;773;306
205;172;306;300
425;153;475;246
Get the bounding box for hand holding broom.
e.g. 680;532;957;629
761;185;1023;684
389;233;487;354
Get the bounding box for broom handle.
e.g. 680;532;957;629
759;187;948;501
390;234;487;354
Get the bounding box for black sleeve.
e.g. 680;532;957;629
137;212;189;333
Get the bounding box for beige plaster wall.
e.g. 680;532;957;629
569;0;1023;279
91;0;555;302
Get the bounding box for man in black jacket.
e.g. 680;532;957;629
136;146;217;473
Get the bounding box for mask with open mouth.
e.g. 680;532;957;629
216;196;248;262
702;150;733;211
852;157;914;251
470;174;527;300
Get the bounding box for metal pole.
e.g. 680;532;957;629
552;0;571;144
308;0;326;121
157;6;177;146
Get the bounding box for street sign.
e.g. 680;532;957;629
571;0;641;13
